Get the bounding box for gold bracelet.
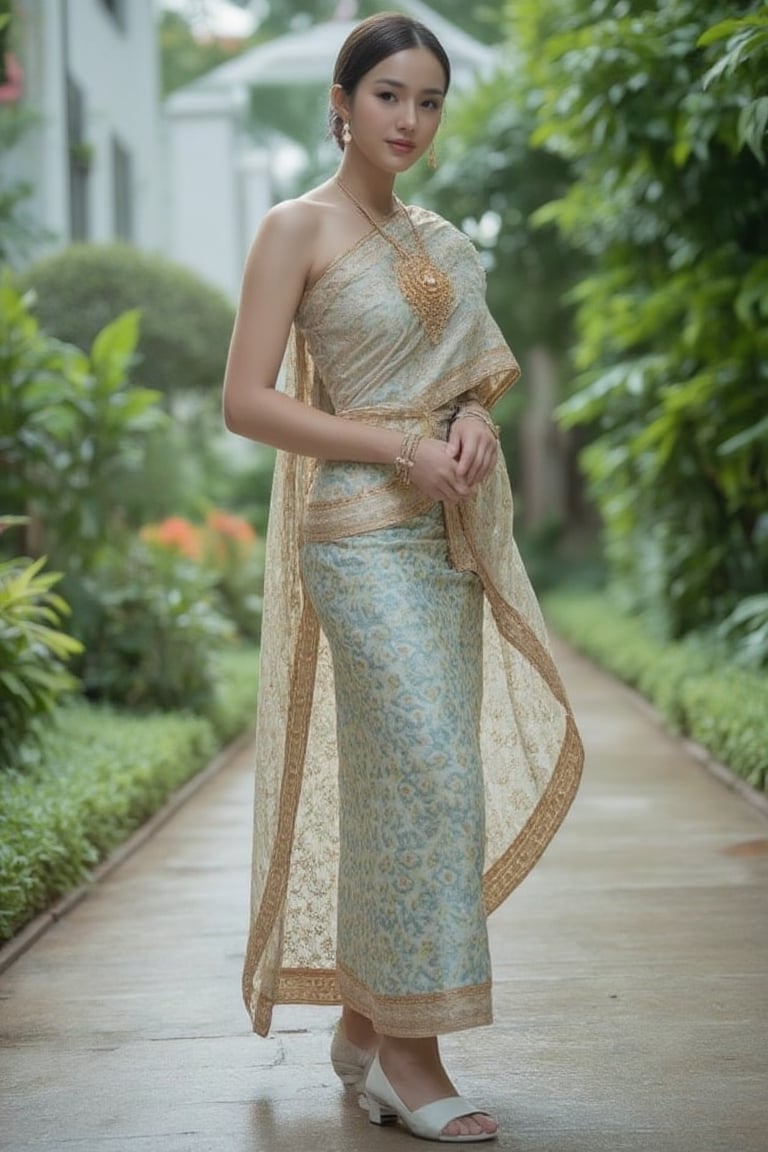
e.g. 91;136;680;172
394;432;422;485
457;409;501;440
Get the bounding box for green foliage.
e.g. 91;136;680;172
0;105;42;266
0;544;82;769
527;0;768;635
0;706;214;942
680;670;768;791
0;644;259;942
207;646;260;744
0;274;165;571
0;2;41;263
716;593;768;669
158;9;257;95
700;7;768;161
21;244;235;398
545;590;768;792
428;64;582;359
73;538;235;712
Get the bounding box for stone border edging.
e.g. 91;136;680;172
0;729;254;976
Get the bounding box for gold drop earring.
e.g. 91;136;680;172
342;122;352;146
428;141;438;170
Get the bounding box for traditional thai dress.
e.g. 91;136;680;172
242;205;584;1039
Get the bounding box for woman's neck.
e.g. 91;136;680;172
335;156;396;218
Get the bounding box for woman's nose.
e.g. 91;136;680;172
396;102;418;131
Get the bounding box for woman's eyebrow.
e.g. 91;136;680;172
373;77;445;96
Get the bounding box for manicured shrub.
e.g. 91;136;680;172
545;590;768;793
0;705;215;941
0;645;259;943
22;244;235;398
680;672;768;793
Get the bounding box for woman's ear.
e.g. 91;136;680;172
330;82;350;124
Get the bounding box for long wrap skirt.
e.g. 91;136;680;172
300;505;492;1037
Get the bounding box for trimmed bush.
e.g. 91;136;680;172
21;244;235;397
0;645;259;943
545;590;768;793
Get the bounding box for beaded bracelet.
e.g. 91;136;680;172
394;432;422;484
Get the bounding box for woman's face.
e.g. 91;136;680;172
344;47;447;173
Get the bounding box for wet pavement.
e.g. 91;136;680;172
1;639;767;1152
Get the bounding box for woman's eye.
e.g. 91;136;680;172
377;91;396;102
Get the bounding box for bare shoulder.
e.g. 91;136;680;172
259;197;322;241
247;194;335;283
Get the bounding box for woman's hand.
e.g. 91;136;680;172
409;437;475;506
446;415;499;488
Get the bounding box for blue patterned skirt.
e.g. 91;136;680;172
300;505;492;1035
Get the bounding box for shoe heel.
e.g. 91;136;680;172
366;1095;398;1126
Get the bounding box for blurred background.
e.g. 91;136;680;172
1;0;766;941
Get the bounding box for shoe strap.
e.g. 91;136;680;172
412;1096;492;1128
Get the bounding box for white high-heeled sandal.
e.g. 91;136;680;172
329;1020;371;1089
363;1053;498;1143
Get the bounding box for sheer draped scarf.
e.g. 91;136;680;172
242;208;584;1036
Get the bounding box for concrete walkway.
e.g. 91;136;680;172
1;640;767;1152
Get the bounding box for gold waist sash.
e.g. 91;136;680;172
301;403;455;543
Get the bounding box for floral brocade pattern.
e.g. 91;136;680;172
241;206;585;1038
301;508;491;1031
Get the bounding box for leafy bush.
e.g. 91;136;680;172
73;537;235;712
140;510;264;641
533;0;768;636
545;590;768;793
0;536;82;769
21;244;235;398
208;646;260;744
716;593;768;670
0;274;165;571
0;645;259;943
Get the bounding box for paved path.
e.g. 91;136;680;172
1;640;767;1152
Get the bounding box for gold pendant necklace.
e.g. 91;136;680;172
336;177;454;344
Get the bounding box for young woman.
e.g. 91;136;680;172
224;12;583;1144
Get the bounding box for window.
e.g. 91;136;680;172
67;75;89;242
112;135;133;241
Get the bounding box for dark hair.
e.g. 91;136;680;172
329;12;451;149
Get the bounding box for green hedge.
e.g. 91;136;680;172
22;244;235;397
545;591;768;794
0;647;259;944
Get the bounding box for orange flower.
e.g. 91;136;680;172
140;517;203;560
205;509;256;546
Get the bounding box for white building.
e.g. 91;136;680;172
3;0;163;260
3;1;495;303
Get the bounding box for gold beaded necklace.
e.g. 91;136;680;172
336;177;454;344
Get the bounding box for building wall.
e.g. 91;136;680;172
5;0;162;261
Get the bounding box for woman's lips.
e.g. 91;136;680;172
388;140;416;154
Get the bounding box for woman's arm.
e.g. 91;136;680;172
222;201;475;504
